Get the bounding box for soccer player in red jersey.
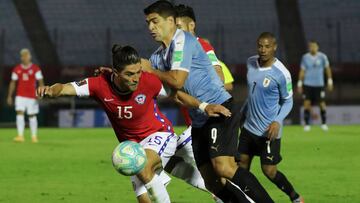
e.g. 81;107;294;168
37;45;229;203
7;48;44;143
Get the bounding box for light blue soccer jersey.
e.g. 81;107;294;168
301;52;330;87
150;29;231;128
243;55;293;138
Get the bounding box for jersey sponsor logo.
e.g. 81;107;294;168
75;79;87;86
135;94;146;105
263;77;271;87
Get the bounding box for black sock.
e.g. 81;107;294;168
222;180;250;203
320;109;327;124
304;109;310;125
231;167;274;203
215;186;235;203
268;171;299;201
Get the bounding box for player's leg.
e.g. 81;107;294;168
135;132;177;203
260;138;303;203
168;126;207;191
207;102;273;203
14;96;26;142
237;128;255;170
319;88;328;131
303;86;312;131
27;98;40;142
132;170;171;203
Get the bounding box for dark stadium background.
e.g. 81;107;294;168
1;0;359;127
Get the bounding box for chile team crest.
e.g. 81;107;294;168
135;94;146;105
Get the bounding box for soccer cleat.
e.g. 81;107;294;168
292;196;304;203
13;136;25;143
31;136;39;143
321;124;329;131
303;125;311;132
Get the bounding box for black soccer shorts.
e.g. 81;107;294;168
191;99;242;168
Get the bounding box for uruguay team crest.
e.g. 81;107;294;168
135;94;146;105
263;77;271;87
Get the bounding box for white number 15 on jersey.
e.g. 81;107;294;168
117;106;133;119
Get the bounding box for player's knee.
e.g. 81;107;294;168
261;165;277;179
28;114;36;118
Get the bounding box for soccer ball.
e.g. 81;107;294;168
112;141;147;176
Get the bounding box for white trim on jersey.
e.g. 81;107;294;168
70;79;90;97
206;50;221;66
35;71;43;80
274;59;294;98
158;85;172;99
171;29;186;70
11;72;18;80
170;67;190;72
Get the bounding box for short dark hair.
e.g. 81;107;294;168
112;44;140;71
175;4;196;22
144;0;177;20
257;32;277;44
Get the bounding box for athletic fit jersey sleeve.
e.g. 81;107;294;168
198;38;221;67
221;61;234;84
70;78;91;97
322;53;330;67
274;70;293;123
171;32;194;72
300;55;306;70
11;72;18;80
35;70;43;80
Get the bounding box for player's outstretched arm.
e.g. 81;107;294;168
175;91;231;117
37;83;76;98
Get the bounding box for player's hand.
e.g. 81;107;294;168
327;84;333;92
37;86;53;98
266;121;280;141
6;96;13;106
141;58;153;73
94;66;112;76
297;86;303;95
205;104;231;117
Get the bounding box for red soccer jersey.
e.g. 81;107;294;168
72;72;174;143
11;64;43;99
197;37;221;67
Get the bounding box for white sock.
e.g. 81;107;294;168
16;114;25;136
171;160;207;191
29;116;38;137
144;174;171;203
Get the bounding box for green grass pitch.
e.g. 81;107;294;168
0;126;359;202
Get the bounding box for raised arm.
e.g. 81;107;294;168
37;83;77;98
